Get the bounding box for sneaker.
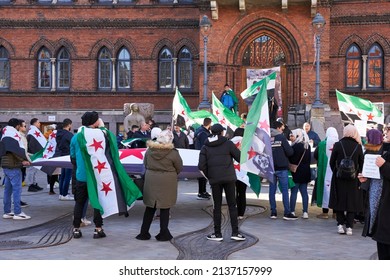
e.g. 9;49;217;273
231;233;246;241
73;228;82;239
338;224;345;234
197;192;211;200
59;194;74;201
238;216;245;220
13;212;31;220
206;233;223;241
270;212;277;219
28;185;39;192
291;212;296;216
20;201;29;208
3;212;14;219
316;213;329;219
33;183;43;191
81;217;92;227
54;182;59;189
283;213;298;220
22;181;26;187
302;212;309;219
93;228;107;239
346;227;353;236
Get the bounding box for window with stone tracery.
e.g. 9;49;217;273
0;47;9;89
367;44;383;88
242;35;285;67
346;44;361;88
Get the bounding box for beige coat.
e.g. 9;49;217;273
143;141;183;209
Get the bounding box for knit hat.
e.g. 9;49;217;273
81;111;99;126
211;123;226;135
156;129;173;144
366;129;383;145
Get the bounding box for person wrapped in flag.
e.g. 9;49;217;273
70;111;142;239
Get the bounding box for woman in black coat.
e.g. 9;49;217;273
289;128;312;219
329;124;364;236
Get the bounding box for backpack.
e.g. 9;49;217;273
336;141;358;180
221;92;234;109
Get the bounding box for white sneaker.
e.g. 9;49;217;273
302;212;309;219
59;195;74;201
54;182;59;189
346;227;353;236
291;212;295;216
81;217;92;227
338;225;345;234
3;212;14;219
13;212;31;220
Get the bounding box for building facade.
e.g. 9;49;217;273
0;0;389;133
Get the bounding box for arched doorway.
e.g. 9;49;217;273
227;18;301;121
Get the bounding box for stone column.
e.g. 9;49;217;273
50;58;56;92
111;58;116;92
173;57;177;90
362;55;367;90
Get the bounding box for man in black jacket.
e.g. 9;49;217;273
194;118;212;199
198;123;245;241
269;121;297;220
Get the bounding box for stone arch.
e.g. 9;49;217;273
54;38;77;58
89;39;114;59
29;38;55;58
338;34;365;56
0;38;16;58
175;38;198;59
364;33;390;55
114;38;138;59
151;38;175;59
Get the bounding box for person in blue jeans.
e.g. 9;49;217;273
289;128;312;219
269;121;297;220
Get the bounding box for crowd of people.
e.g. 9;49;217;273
1;101;390;258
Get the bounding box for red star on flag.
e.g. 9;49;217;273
43;154;48;158
357;111;362;117
215;109;220;116
367;113;374;121
34;131;42;137
89;138;104;152
220;117;226;125
47;145;54;153
14;133;21;141
2;128;6;135
181;110;186;116
234;141;241;149
101;182;112;196
50;132;56;140
259;119;270;132
94;160;107;174
247;146;257;160
119;148;146;160
234;162;240;171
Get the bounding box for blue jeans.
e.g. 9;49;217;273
290;182;309;213
269;169;291;215
3;168;22;215
59;168;72;196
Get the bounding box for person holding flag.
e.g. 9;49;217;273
1;118;32;220
220;84;238;114
70;111;142;239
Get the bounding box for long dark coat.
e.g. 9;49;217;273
143;141;183;209
329;137;364;212
289;142;311;184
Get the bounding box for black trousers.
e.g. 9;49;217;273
198;177;207;194
73;181;103;228
139;206;172;240
377;242;390;260
235;180;247;217
336;211;355;228
211;181;238;235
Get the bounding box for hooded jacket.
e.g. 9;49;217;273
270;128;294;171
143;140;183;208
198;135;240;185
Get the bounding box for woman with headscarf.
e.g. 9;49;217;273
314;127;339;219
288;128;312;219
329;124;364;236
136;129;183;241
359;129;384;238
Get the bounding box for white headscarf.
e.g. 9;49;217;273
325;127;339;159
291;128;310;149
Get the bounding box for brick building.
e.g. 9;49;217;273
0;0;389;134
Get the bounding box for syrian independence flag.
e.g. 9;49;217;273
1;126;27;160
27;125;47;152
78;126;142;218
212;93;244;131
173;88;218;129
336;89;384;125
241;71;277;105
240;77;275;195
30;130;59;175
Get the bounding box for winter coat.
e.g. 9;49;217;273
194;125;211;150
329;137;364;212
372;155;390;245
54;129;73;157
270;128;294;170
289;142;311;183
143;141;183;209
198;135;240;185
173;131;189;149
